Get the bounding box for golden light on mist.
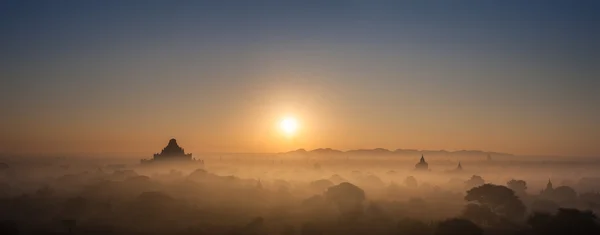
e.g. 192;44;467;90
279;117;299;136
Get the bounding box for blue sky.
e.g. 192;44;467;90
1;1;599;156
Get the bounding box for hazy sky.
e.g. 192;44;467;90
1;1;599;156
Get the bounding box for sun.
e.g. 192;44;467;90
279;117;299;135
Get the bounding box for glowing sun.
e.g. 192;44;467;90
279;117;299;135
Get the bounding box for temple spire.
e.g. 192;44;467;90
546;179;553;190
415;154;429;171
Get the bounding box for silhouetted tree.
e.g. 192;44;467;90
435;218;482;235
301;222;322;235
366;201;392;223
244;217;266;235
0;220;19;235
325;182;365;218
302;195;325;207
528;208;600;235
63;196;87;218
62;219;76;234
552;186;578;204
408;197;427;208
310;179;334;192
580;192;600;211
134;191;175;218
405;176;418;188
188;168;208;179
462;203;497;226
531;199;559;214
361;174;385;188
397;218;431;235
282;224;295;235
329;174;346;184
507;179;527;197
137;191;173;203
273;179;291;189
465;184;526;220
110;169;138;181
465;175;485;189
528;212;553;233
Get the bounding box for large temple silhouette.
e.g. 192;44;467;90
154;138;192;160
141;138;201;164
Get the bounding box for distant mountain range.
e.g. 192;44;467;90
283;148;513;157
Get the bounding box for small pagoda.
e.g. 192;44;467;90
141;138;193;164
415;155;429;171
445;161;463;173
540;179;554;195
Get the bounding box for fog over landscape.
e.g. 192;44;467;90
2;141;600;234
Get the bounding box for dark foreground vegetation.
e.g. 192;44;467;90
1;156;599;235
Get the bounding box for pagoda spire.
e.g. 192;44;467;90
546;179;553;190
415;154;429;171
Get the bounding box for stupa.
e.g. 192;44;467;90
415;155;429;171
445;161;463;173
541;179;554;195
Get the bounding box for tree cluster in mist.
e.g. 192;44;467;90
1;154;600;235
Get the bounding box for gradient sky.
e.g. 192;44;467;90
1;1;599;156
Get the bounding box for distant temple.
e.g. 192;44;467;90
415;155;429;171
141;138;202;164
445;161;463;173
154;138;192;160
541;179;554;195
